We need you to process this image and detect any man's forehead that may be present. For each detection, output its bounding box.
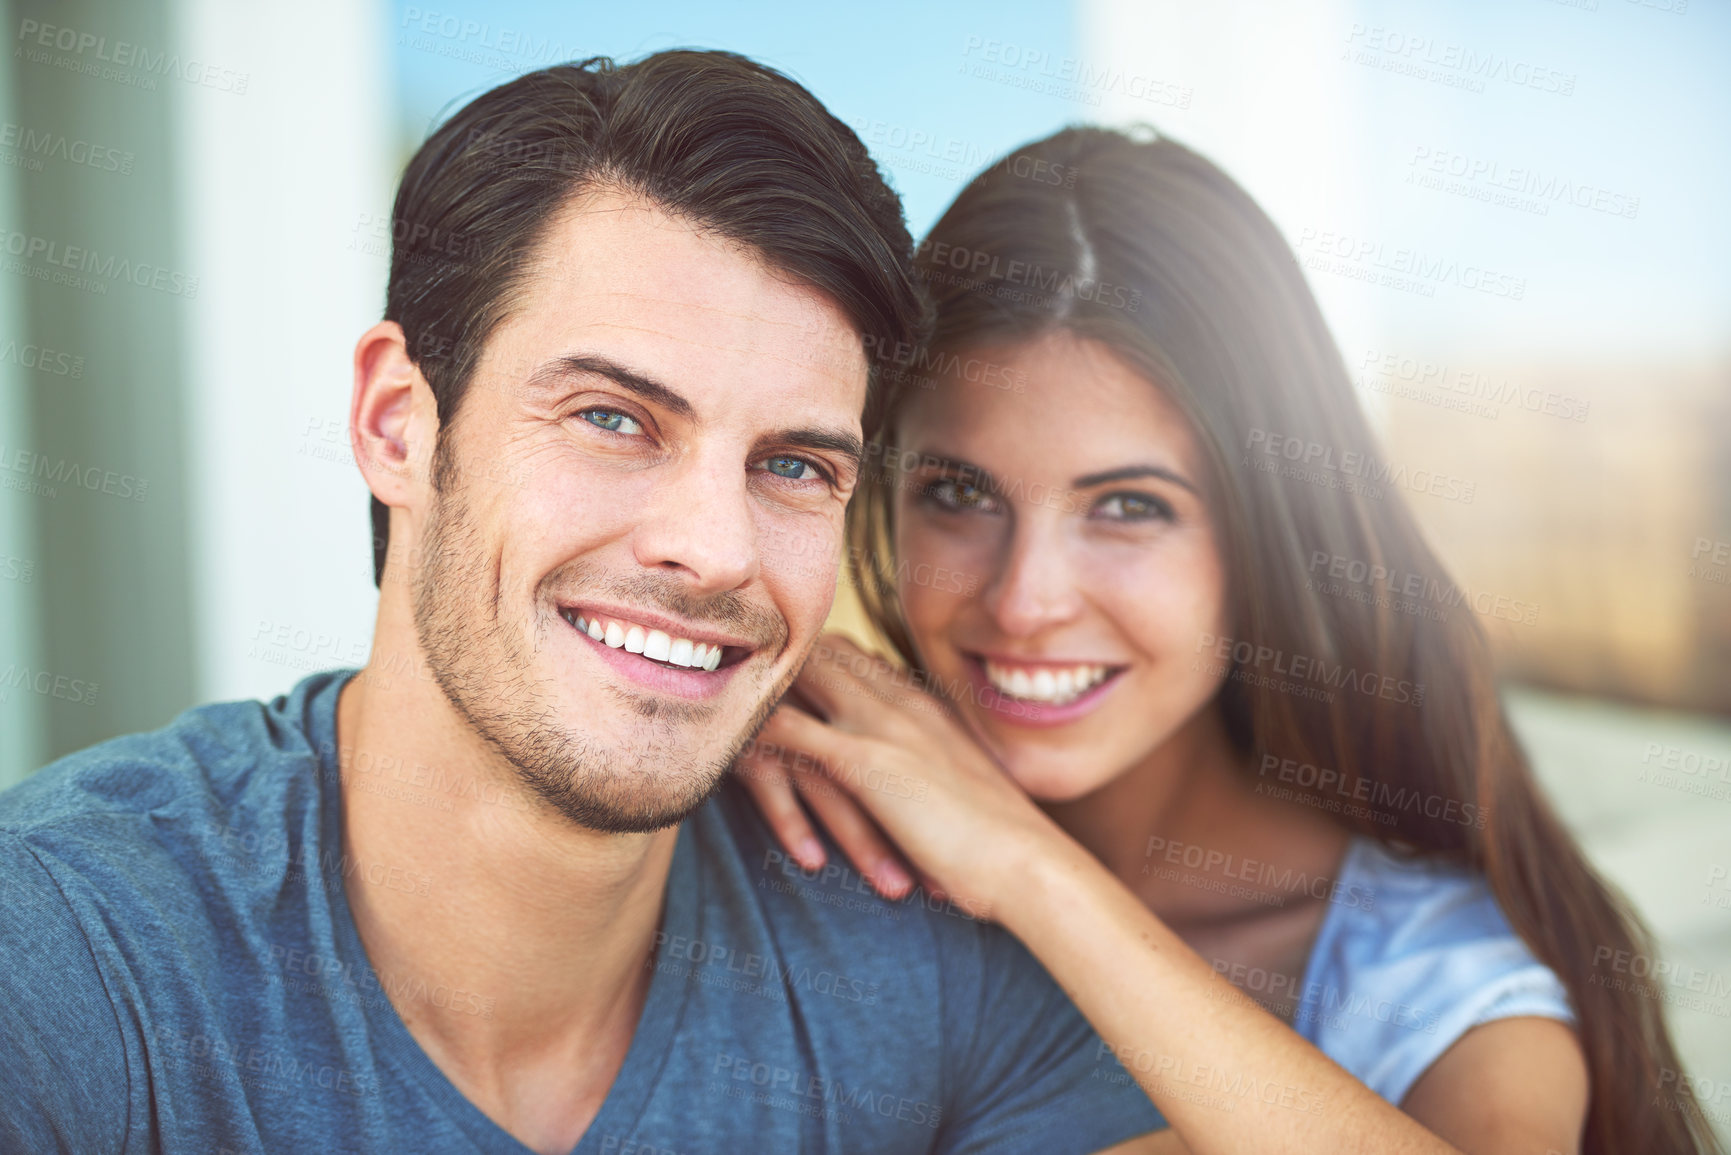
[489,299,868,426]
[566,289,856,371]
[521,196,867,383]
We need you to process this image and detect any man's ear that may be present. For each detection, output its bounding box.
[350,320,438,516]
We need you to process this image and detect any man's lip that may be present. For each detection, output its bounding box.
[557,601,759,655]
[561,610,744,700]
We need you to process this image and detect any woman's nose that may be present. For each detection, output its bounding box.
[980,519,1084,637]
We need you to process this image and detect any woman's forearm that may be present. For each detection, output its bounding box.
[997,833,1460,1155]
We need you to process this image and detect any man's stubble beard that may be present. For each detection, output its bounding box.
[409,441,798,834]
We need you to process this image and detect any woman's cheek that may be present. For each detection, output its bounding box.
[897,517,990,620]
[1109,527,1226,641]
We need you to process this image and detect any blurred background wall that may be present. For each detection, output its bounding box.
[0,0,1726,1138]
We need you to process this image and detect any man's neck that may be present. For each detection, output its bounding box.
[332,636,679,1152]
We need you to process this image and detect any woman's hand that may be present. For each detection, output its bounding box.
[734,723,922,900]
[736,642,1564,1155]
[736,633,1061,919]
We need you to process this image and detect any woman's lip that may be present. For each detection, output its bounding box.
[961,654,1125,728]
[969,651,1128,670]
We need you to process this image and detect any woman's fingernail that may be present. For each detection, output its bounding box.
[876,861,912,895]
[797,838,826,869]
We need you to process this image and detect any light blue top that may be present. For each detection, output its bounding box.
[1292,837,1576,1104]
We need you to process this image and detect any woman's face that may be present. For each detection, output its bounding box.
[892,330,1230,802]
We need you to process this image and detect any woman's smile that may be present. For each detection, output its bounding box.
[963,651,1129,726]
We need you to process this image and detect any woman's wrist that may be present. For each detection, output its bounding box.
[988,820,1114,939]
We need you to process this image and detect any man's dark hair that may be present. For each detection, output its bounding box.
[372,49,928,585]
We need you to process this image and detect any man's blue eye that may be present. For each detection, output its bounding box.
[580,409,643,435]
[763,456,816,480]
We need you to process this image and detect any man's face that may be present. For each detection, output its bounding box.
[410,191,867,833]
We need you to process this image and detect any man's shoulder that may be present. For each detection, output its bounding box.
[676,779,1059,1048]
[690,777,1003,958]
[645,780,1166,1153]
[0,670,343,900]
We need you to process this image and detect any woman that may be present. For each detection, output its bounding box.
[737,127,1722,1154]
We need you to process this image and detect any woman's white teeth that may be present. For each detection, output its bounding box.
[984,660,1110,703]
[574,613,723,671]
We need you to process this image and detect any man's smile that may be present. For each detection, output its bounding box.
[558,604,759,700]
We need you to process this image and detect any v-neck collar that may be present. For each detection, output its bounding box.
[310,670,699,1154]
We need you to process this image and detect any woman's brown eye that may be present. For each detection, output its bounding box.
[1095,493,1172,521]
[921,478,996,513]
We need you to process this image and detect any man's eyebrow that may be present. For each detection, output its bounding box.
[526,354,695,419]
[1071,464,1198,493]
[778,428,865,473]
[526,352,861,472]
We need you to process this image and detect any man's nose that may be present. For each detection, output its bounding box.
[630,455,760,594]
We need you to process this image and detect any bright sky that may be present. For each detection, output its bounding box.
[391,0,1731,364]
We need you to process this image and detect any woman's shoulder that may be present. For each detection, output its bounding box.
[1335,837,1527,954]
[1294,836,1576,1105]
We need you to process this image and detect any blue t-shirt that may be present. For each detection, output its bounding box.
[0,670,1163,1154]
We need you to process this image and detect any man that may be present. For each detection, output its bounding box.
[0,52,1165,1153]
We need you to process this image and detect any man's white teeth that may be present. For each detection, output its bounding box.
[574,613,723,671]
[984,660,1111,704]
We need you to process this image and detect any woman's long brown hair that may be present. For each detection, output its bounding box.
[847,126,1722,1155]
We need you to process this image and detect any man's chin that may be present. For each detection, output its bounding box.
[530,661,798,835]
[513,752,733,835]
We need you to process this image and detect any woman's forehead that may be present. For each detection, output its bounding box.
[897,333,1202,471]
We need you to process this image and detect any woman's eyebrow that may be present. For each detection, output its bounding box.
[1072,464,1197,493]
[910,455,1197,496]
[910,454,1002,492]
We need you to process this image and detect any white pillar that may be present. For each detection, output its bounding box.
[172,0,395,703]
